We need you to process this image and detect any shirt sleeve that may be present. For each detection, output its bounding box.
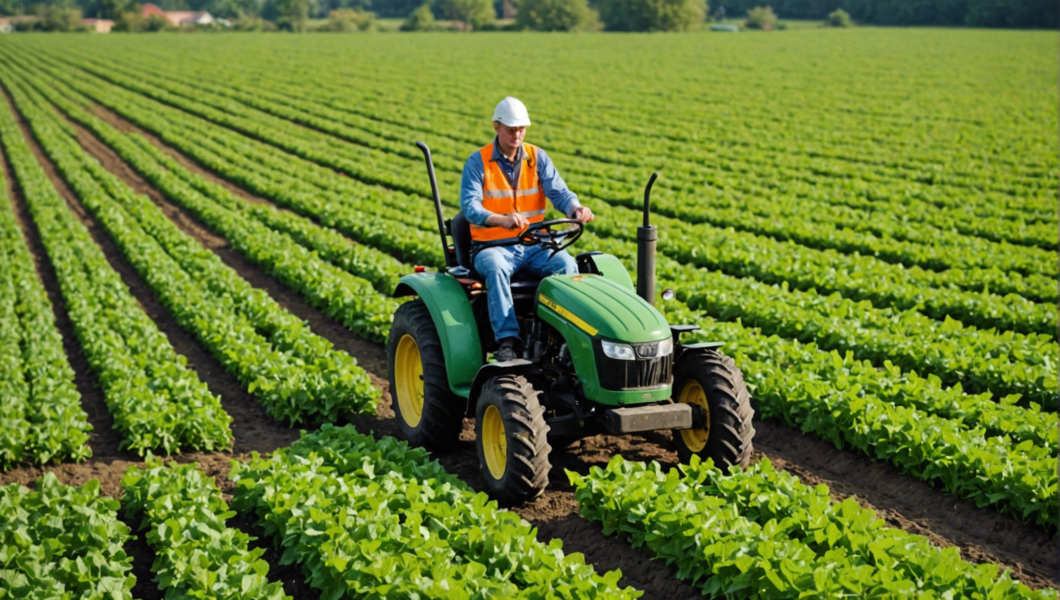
[460,151,492,227]
[536,148,582,218]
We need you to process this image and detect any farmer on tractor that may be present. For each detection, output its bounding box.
[460,96,595,362]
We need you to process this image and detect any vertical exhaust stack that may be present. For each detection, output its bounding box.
[637,173,659,306]
[416,141,458,269]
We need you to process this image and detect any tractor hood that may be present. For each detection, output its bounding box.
[536,275,669,343]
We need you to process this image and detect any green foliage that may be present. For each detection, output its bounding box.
[0,69,234,456]
[432,0,493,29]
[32,4,83,29]
[268,0,309,29]
[0,473,135,598]
[232,12,276,26]
[144,11,174,28]
[6,53,386,426]
[110,9,143,28]
[230,425,642,598]
[96,0,139,18]
[121,458,289,600]
[597,0,705,30]
[2,31,1055,540]
[743,4,777,28]
[324,6,374,28]
[0,154,89,470]
[400,2,434,28]
[515,0,598,30]
[570,457,1059,598]
[368,0,419,17]
[0,0,21,15]
[825,5,849,24]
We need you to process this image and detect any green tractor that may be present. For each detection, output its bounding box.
[387,143,755,504]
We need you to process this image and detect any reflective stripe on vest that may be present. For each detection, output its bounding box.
[471,142,547,242]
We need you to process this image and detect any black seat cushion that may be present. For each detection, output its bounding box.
[452,212,539,285]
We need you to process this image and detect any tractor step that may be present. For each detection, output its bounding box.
[601,403,692,434]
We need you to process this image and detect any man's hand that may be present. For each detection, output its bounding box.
[487,212,531,230]
[572,206,595,224]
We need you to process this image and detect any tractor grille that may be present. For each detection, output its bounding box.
[595,343,673,391]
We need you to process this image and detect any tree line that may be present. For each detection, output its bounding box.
[1,0,1053,31]
[714,0,1056,29]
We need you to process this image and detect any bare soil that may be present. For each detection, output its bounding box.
[1,91,1055,598]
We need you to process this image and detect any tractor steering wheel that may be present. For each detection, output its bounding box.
[472,218,584,258]
[517,219,583,253]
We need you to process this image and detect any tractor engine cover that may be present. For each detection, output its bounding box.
[601,403,692,434]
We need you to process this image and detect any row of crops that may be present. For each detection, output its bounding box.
[0,31,1055,597]
[3,427,1054,599]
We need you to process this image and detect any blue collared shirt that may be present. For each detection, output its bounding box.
[460,138,582,227]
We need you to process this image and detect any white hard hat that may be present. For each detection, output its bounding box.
[492,97,531,127]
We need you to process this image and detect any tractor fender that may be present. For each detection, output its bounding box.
[468,360,535,411]
[395,273,482,397]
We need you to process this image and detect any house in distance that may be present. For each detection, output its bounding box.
[141,3,214,26]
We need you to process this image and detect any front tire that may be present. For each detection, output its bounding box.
[387,299,463,450]
[475,374,551,505]
[672,349,755,469]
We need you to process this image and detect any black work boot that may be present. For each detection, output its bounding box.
[495,337,519,362]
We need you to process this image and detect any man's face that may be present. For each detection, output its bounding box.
[494,122,526,156]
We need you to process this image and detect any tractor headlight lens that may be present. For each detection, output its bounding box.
[601,340,636,361]
[634,337,673,359]
[656,336,673,357]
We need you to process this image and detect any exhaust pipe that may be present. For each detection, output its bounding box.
[415,141,458,269]
[637,173,659,305]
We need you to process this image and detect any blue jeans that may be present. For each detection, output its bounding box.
[473,244,578,341]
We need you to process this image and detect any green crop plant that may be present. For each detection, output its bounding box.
[570,457,1057,598]
[230,425,642,599]
[0,473,135,598]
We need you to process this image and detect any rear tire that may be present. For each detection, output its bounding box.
[672,349,754,469]
[387,299,463,450]
[475,374,551,505]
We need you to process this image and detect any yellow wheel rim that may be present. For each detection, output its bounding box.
[678,380,710,453]
[395,334,423,428]
[482,405,507,480]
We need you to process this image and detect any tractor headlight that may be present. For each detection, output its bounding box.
[601,339,637,361]
[634,337,673,359]
[601,338,673,360]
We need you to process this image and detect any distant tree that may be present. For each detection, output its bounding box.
[272,0,309,28]
[0,0,25,15]
[742,3,775,27]
[325,6,373,28]
[96,0,138,17]
[400,2,434,27]
[35,4,82,28]
[232,11,276,25]
[433,0,493,29]
[825,6,850,24]
[964,0,1054,27]
[598,0,705,31]
[516,0,598,30]
[143,11,173,27]
[315,0,368,17]
[111,9,143,28]
[368,0,418,17]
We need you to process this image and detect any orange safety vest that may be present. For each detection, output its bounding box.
[470,142,547,242]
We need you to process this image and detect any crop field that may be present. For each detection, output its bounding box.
[0,29,1056,598]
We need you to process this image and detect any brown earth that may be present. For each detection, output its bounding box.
[0,87,1056,598]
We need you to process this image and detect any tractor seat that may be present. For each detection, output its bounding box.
[452,212,540,287]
